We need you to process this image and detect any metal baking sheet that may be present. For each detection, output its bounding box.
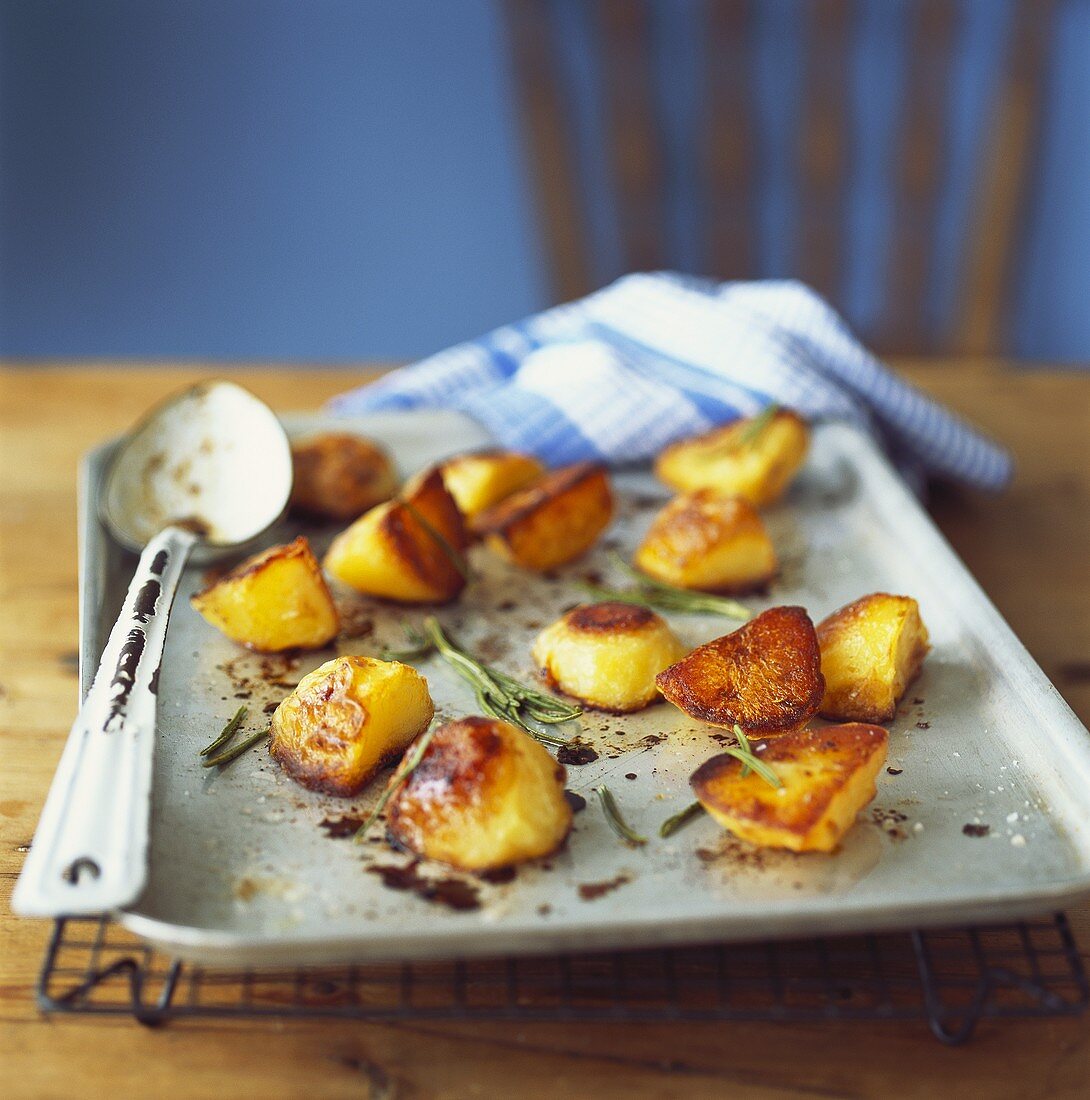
[74,410,1090,966]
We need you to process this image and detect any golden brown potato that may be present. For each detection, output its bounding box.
[290,432,398,520]
[656,605,824,734]
[190,536,339,652]
[440,449,545,519]
[387,716,572,870]
[474,462,613,571]
[817,593,930,723]
[635,490,777,593]
[654,409,810,507]
[324,467,469,603]
[532,602,687,713]
[690,723,889,852]
[270,655,434,795]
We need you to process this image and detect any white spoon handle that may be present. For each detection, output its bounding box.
[13,526,196,916]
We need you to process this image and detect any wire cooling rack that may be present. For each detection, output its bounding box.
[38,912,1087,1044]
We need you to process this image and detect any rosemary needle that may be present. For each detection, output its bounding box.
[202,726,270,768]
[594,784,647,846]
[725,724,782,788]
[200,705,247,757]
[579,553,750,620]
[354,722,441,842]
[659,800,706,838]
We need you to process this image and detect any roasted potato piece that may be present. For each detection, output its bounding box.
[474,462,613,571]
[324,467,469,603]
[690,723,889,852]
[654,409,809,507]
[532,602,687,713]
[387,716,571,870]
[270,655,433,795]
[190,536,339,652]
[635,490,777,593]
[290,432,398,520]
[817,593,930,723]
[656,605,824,733]
[440,449,545,519]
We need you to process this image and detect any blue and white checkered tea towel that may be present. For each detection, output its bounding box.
[330,273,1012,491]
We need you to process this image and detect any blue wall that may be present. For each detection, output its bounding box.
[2,0,1089,363]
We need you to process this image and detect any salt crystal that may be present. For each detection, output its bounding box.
[1011,834,1026,848]
[1006,812,1019,823]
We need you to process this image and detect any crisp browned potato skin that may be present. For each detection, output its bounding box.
[656,605,824,733]
[290,432,398,520]
[532,602,687,713]
[324,467,470,603]
[387,716,572,870]
[690,723,889,852]
[270,656,434,796]
[474,462,614,571]
[190,536,339,652]
[635,490,777,593]
[817,593,930,723]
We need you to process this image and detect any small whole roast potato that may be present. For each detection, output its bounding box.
[817,593,930,723]
[474,462,613,571]
[440,449,545,519]
[532,602,687,712]
[387,716,572,870]
[635,490,777,593]
[190,536,339,652]
[690,723,889,852]
[656,605,824,733]
[324,467,469,603]
[290,432,398,520]
[270,655,434,795]
[654,408,809,507]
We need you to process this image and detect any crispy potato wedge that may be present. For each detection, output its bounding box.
[290,432,399,521]
[656,605,824,733]
[190,536,339,652]
[440,449,545,519]
[817,593,930,723]
[475,462,613,571]
[324,467,469,603]
[387,716,572,870]
[654,409,810,507]
[635,490,777,593]
[532,602,687,713]
[690,723,889,852]
[270,655,434,795]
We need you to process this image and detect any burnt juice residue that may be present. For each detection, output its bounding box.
[963,823,990,838]
[478,865,517,885]
[366,861,481,911]
[578,874,630,901]
[319,814,367,839]
[557,743,599,766]
[563,790,587,814]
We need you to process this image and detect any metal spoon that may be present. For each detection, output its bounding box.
[13,380,292,917]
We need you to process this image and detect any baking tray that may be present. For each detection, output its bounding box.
[75,410,1090,966]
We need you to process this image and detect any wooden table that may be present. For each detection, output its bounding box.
[1,362,1088,1098]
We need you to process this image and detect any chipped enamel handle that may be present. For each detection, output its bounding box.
[13,526,196,916]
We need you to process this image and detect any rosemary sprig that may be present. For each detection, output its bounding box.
[659,800,706,838]
[725,724,782,788]
[202,726,270,768]
[579,553,750,620]
[200,705,247,757]
[421,617,579,746]
[401,499,470,581]
[353,722,441,842]
[594,784,647,846]
[704,402,781,458]
[379,625,433,662]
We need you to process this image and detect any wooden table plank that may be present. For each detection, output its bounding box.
[1,362,1088,1098]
